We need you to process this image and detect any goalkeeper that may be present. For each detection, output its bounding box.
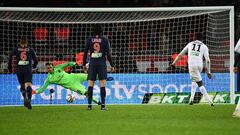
[32,62,106,105]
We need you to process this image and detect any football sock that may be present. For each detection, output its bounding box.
[100,87,106,108]
[20,84,26,99]
[199,86,213,104]
[190,82,197,102]
[235,101,240,112]
[26,86,32,100]
[88,87,93,106]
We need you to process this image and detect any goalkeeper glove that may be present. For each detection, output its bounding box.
[32,90,37,95]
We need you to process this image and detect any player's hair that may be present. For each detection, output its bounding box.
[45,62,53,67]
[92,24,103,35]
[19,37,28,45]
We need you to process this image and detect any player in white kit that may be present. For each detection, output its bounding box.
[171,33,214,106]
[233,38,240,118]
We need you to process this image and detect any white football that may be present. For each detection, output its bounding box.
[66,94,75,103]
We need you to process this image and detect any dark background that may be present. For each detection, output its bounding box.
[0,0,239,38]
[0,0,239,74]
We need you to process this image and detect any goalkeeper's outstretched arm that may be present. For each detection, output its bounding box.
[34,78,51,94]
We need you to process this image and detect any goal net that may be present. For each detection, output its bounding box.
[0,7,234,105]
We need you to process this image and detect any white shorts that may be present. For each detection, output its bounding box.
[189,64,203,82]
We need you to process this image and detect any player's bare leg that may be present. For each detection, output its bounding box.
[87,80,94,110]
[25,82,33,109]
[100,80,107,110]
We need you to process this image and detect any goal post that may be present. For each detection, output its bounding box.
[0,7,235,105]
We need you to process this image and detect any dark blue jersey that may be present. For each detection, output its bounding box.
[83,35,114,67]
[8,46,38,70]
[235,52,240,68]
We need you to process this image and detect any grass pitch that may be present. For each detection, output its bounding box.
[0,105,240,135]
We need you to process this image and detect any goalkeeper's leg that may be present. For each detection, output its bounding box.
[74,85,101,105]
[82,92,101,105]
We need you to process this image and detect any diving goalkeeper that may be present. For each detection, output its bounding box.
[32,62,107,105]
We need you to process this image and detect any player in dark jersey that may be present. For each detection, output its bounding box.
[83,24,115,110]
[8,37,38,109]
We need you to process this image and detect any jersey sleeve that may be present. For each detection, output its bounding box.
[36,78,51,94]
[172,45,188,64]
[203,46,211,73]
[234,38,240,53]
[83,38,91,66]
[182,45,189,53]
[31,49,38,68]
[203,46,210,62]
[8,48,17,68]
[55,62,76,70]
[106,39,114,67]
[234,53,240,67]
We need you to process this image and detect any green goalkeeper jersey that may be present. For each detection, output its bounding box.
[36,62,87,94]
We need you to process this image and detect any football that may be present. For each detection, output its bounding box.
[66,94,75,103]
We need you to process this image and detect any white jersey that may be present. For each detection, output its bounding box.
[234,38,240,53]
[182,40,210,66]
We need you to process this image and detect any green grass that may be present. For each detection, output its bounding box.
[0,105,240,135]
